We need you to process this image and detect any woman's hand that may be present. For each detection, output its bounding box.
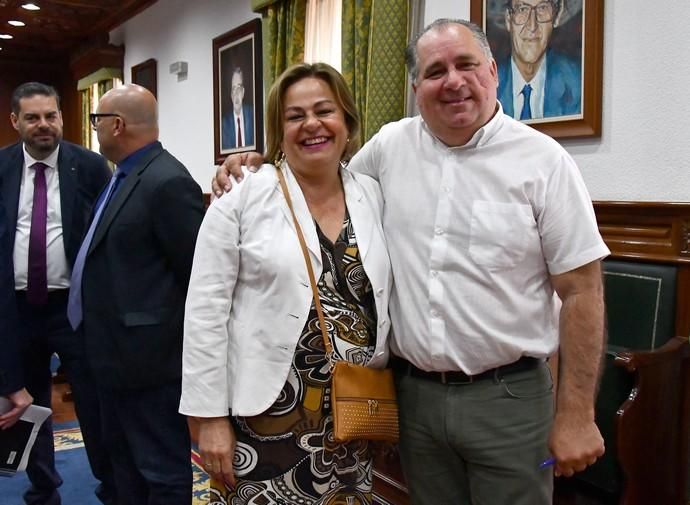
[198,416,238,487]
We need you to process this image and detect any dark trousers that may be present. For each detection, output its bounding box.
[395,363,554,505]
[16,290,115,505]
[98,380,192,505]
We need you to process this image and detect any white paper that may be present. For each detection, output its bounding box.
[0,397,52,476]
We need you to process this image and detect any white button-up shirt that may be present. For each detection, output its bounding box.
[349,106,609,374]
[13,144,70,290]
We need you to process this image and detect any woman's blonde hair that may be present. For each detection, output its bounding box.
[264,62,361,164]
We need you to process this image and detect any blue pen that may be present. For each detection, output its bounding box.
[539,457,556,469]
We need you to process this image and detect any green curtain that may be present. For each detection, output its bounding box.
[342,0,409,141]
[254,0,307,93]
[80,88,91,148]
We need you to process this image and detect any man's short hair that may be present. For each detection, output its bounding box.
[11,82,61,115]
[405,18,494,83]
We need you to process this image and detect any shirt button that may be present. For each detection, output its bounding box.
[435,227,444,235]
[379,319,387,328]
[431,310,439,318]
[431,270,438,277]
[376,288,384,296]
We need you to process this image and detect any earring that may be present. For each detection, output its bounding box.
[273,151,286,167]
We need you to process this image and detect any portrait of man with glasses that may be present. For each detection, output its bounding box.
[221,66,255,151]
[489,0,582,121]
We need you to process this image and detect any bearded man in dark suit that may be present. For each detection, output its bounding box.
[0,82,115,505]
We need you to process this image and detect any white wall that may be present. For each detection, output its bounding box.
[110,0,257,190]
[113,0,690,201]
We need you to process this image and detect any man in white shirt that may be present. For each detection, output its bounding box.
[214,18,607,505]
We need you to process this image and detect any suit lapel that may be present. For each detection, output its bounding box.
[342,170,373,262]
[275,164,321,263]
[88,145,161,254]
[0,144,24,249]
[57,142,79,256]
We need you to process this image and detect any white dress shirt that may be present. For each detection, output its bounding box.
[13,144,70,290]
[350,105,609,374]
[511,56,547,120]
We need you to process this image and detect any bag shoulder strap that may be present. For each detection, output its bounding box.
[275,165,334,360]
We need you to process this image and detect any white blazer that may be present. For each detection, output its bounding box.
[180,163,392,417]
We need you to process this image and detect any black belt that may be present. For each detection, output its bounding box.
[15,289,69,304]
[390,355,541,385]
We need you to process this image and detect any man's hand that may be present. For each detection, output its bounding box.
[548,412,605,477]
[0,388,33,430]
[198,416,237,487]
[212,152,265,198]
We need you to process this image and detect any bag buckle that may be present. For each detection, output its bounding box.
[367,399,379,415]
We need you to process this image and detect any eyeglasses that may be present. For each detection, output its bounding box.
[89,113,121,129]
[231,84,244,94]
[509,1,555,25]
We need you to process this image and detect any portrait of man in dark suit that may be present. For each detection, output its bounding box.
[221,66,254,150]
[487,0,583,121]
[219,37,257,152]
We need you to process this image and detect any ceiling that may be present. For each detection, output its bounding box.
[0,0,157,62]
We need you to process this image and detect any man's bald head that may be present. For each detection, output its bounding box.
[95,84,159,163]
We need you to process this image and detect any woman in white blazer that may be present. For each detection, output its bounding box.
[180,63,392,505]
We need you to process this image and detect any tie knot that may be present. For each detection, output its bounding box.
[521,84,532,97]
[32,162,48,173]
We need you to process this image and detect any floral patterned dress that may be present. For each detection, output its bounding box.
[210,209,377,505]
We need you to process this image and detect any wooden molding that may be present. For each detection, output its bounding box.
[594,201,690,264]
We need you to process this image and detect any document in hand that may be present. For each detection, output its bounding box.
[0,398,51,477]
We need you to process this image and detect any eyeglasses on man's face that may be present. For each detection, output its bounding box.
[231,83,244,94]
[509,1,556,25]
[89,113,122,129]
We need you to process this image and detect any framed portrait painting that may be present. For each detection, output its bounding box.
[213,18,263,164]
[131,58,157,98]
[471,0,603,139]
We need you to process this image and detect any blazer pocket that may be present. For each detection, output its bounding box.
[122,307,171,327]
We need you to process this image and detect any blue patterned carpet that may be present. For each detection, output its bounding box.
[1,422,210,505]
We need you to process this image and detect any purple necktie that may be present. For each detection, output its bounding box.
[27,162,48,305]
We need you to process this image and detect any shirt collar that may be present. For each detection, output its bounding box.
[420,102,505,150]
[511,56,547,98]
[23,143,59,170]
[116,141,159,176]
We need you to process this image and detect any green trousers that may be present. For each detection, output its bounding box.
[395,363,554,505]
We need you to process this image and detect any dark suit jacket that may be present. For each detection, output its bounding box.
[81,142,204,390]
[0,185,20,396]
[221,104,255,149]
[0,141,110,391]
[498,49,582,119]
